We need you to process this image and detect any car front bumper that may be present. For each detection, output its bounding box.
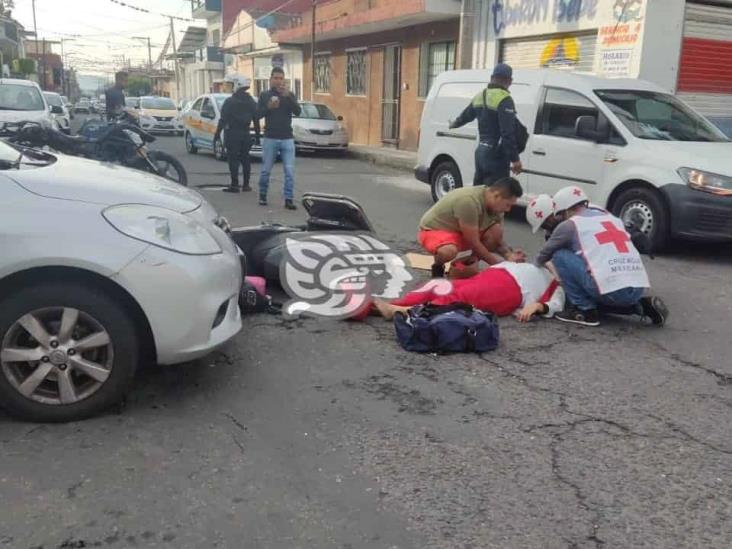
[112,235,243,365]
[661,183,732,241]
[415,164,429,184]
[295,139,348,151]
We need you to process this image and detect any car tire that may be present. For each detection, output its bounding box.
[214,137,226,161]
[430,160,463,202]
[0,282,139,423]
[611,186,669,252]
[185,132,198,154]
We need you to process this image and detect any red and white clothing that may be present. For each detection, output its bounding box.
[391,262,564,317]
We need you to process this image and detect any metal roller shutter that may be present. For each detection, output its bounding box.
[678,2,732,120]
[499,32,598,73]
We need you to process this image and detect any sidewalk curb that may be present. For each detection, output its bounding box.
[347,147,416,173]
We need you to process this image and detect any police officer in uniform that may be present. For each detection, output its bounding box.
[214,74,261,193]
[449,63,523,185]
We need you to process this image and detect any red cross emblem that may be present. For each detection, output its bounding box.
[535,210,544,219]
[595,221,630,253]
[573,188,583,196]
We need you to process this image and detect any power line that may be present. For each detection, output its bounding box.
[105,0,194,23]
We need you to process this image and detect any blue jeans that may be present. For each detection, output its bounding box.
[552,249,644,312]
[258,138,295,200]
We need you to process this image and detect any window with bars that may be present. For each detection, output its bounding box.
[346,50,367,95]
[314,55,330,93]
[418,41,456,98]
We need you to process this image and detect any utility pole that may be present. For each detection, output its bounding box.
[41,37,46,90]
[458,0,475,70]
[133,36,153,71]
[169,17,181,102]
[31,0,38,41]
[310,0,317,101]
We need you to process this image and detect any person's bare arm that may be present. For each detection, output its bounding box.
[459,221,503,265]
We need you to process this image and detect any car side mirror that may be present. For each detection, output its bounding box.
[51,105,63,114]
[337,115,344,121]
[575,115,603,142]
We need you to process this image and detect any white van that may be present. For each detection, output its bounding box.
[415,69,732,249]
[0,79,54,129]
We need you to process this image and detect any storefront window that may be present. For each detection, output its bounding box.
[419,41,456,98]
[314,55,330,94]
[346,50,367,96]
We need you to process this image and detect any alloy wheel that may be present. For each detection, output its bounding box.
[1,307,114,406]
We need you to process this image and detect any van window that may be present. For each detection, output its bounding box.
[538,87,623,144]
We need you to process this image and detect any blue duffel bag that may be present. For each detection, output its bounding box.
[393,303,499,353]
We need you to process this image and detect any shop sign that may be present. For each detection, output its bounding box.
[492,0,599,35]
[599,48,633,77]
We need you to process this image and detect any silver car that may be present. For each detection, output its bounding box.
[292,102,348,153]
[0,140,242,422]
[43,91,71,134]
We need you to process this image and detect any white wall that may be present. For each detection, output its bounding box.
[637,0,685,92]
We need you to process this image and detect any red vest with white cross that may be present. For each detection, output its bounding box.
[571,212,650,295]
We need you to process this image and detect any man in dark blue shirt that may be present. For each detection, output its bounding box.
[257,67,301,210]
[450,63,523,184]
[104,71,128,120]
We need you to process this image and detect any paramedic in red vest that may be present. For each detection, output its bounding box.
[449,63,522,184]
[536,186,667,327]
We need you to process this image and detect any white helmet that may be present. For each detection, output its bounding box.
[553,186,589,213]
[225,73,251,92]
[526,194,556,233]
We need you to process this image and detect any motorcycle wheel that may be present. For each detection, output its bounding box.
[146,151,188,186]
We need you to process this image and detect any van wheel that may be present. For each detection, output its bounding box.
[611,186,669,252]
[185,132,197,154]
[431,161,462,202]
[0,282,139,423]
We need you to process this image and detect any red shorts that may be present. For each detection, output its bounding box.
[391,267,523,317]
[418,229,471,255]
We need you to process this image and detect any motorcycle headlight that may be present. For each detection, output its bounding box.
[678,167,732,196]
[103,205,222,255]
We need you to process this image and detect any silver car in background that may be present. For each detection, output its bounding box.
[292,102,349,153]
[43,91,72,134]
[0,140,242,423]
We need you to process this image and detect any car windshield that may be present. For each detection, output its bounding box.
[141,97,176,110]
[44,93,63,107]
[595,90,728,142]
[296,103,336,120]
[215,95,231,109]
[125,98,139,108]
[0,84,45,111]
[708,117,732,138]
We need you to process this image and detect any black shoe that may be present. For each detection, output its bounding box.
[640,296,668,326]
[431,263,446,278]
[259,194,268,206]
[223,186,240,194]
[241,184,253,192]
[555,306,600,327]
[285,199,297,210]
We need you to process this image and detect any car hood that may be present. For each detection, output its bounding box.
[0,110,51,124]
[6,153,202,212]
[140,108,178,118]
[640,140,732,175]
[293,118,340,131]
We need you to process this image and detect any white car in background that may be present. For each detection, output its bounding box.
[0,139,242,422]
[293,102,349,153]
[43,91,72,134]
[136,96,185,136]
[0,79,54,129]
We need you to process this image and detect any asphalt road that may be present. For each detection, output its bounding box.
[1,124,731,549]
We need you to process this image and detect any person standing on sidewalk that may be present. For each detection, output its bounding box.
[449,63,523,184]
[257,67,301,210]
[214,74,261,193]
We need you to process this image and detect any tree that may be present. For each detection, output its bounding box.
[127,75,152,96]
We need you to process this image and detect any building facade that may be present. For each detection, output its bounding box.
[271,0,463,151]
[178,0,226,102]
[471,0,732,128]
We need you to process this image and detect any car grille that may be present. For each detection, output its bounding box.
[154,116,174,122]
[694,208,732,234]
[309,129,333,135]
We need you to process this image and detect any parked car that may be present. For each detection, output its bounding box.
[43,92,72,134]
[74,100,91,114]
[61,95,74,120]
[0,79,54,129]
[293,102,348,153]
[0,139,242,422]
[416,69,732,249]
[135,96,184,136]
[183,93,262,160]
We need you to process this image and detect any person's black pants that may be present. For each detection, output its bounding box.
[474,143,510,185]
[225,132,253,188]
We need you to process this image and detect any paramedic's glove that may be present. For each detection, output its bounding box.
[511,160,523,175]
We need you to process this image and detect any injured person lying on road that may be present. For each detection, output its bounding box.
[369,261,565,323]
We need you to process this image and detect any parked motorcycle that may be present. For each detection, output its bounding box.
[0,113,188,186]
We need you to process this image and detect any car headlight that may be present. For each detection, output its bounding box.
[678,167,732,196]
[103,205,222,255]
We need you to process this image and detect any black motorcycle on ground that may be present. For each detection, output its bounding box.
[0,112,188,185]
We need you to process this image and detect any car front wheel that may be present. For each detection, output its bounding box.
[0,282,140,422]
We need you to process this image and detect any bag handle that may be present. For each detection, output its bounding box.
[418,302,474,318]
